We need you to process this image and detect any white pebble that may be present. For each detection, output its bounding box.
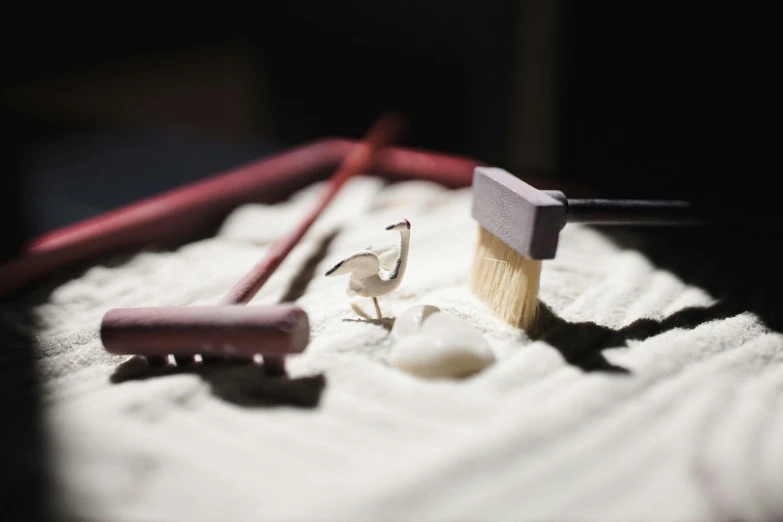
[390,305,495,379]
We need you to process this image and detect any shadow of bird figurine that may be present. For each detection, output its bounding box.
[325,219,411,319]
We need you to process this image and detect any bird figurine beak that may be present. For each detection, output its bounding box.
[385,219,411,230]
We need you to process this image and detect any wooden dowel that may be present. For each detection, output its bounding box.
[220,113,405,306]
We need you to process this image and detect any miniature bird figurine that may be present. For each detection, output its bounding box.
[325,219,411,319]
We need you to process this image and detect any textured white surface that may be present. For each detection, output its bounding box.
[5,177,783,521]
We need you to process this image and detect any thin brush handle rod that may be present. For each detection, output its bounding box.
[220,113,404,306]
[565,198,704,225]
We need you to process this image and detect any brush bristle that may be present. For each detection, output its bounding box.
[470,225,541,331]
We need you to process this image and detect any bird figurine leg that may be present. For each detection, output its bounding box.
[372,297,383,320]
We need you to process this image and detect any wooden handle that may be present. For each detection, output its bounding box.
[1,137,482,297]
[101,305,309,357]
[220,114,405,305]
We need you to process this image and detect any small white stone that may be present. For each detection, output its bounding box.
[390,305,495,379]
[391,304,442,339]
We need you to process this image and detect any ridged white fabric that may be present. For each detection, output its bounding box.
[10,177,783,521]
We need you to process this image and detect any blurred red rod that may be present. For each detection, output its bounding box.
[221,112,404,305]
[0,134,482,297]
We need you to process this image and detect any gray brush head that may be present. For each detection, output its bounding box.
[471,167,566,260]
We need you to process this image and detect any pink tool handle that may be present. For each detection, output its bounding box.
[1,139,482,297]
[101,305,309,358]
[220,113,404,305]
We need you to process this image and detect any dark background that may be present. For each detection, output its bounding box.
[0,2,775,253]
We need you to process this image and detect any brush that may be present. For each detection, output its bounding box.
[470,167,704,331]
[101,114,404,373]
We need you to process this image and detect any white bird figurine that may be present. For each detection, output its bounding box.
[325,219,411,319]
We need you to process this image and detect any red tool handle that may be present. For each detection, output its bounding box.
[101,305,310,358]
[1,138,482,297]
[220,113,404,305]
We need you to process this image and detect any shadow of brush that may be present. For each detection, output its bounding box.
[600,225,783,333]
[111,356,326,409]
[534,301,738,373]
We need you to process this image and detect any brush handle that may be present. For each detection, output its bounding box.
[566,199,704,225]
[542,191,704,226]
